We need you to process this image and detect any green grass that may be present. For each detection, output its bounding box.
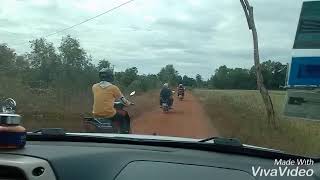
[194,89,320,157]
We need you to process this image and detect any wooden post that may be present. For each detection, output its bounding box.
[240,0,276,127]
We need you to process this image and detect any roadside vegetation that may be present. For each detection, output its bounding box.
[1,34,301,153]
[0,35,197,131]
[194,89,320,156]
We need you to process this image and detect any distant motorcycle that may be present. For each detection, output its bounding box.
[161,98,170,113]
[83,91,135,134]
[178,94,184,101]
[161,90,174,113]
[177,89,185,101]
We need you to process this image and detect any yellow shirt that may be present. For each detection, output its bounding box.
[92,83,122,118]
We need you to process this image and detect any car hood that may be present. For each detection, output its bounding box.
[68,133,281,152]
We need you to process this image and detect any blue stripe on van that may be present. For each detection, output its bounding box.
[288,56,320,85]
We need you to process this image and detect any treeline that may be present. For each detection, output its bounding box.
[208,61,288,89]
[0,35,288,97]
[156,61,287,90]
[0,35,162,96]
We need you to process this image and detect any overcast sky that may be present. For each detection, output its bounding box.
[0,0,305,79]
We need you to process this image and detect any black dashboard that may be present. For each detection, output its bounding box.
[0,140,319,180]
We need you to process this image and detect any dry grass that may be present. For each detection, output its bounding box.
[21,91,159,132]
[194,89,320,157]
[0,77,160,132]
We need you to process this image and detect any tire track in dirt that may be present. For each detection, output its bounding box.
[131,93,218,139]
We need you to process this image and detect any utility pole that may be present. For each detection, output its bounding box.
[240,0,276,127]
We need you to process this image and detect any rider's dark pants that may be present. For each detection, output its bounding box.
[178,91,184,96]
[160,97,173,106]
[110,112,130,134]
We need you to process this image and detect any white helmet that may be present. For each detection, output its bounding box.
[163,83,169,88]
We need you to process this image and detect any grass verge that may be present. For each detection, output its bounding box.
[4,82,160,132]
[193,89,320,157]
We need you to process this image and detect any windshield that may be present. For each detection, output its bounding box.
[0,0,319,157]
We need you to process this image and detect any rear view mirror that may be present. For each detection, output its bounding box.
[130,91,136,96]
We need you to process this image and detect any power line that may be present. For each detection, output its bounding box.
[12,0,135,46]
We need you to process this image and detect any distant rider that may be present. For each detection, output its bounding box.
[160,83,173,108]
[177,84,185,98]
[92,68,133,133]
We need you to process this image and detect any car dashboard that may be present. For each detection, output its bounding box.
[0,140,319,180]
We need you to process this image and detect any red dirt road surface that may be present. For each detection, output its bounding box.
[131,93,218,139]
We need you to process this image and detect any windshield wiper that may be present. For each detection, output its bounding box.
[199,137,242,147]
[32,128,66,136]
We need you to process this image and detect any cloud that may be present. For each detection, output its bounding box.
[0,0,306,79]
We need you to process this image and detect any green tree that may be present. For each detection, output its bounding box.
[28,38,60,84]
[251,60,287,89]
[229,68,253,89]
[182,75,196,87]
[97,59,111,70]
[120,67,138,87]
[210,61,287,90]
[195,74,203,88]
[158,64,179,86]
[211,65,231,89]
[15,55,29,71]
[139,74,160,92]
[59,35,89,69]
[0,44,16,72]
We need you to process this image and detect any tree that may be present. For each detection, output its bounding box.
[97,59,111,70]
[158,65,179,86]
[241,0,275,127]
[182,75,196,87]
[0,44,16,72]
[15,55,31,81]
[271,61,287,88]
[195,74,203,88]
[120,67,138,87]
[28,38,60,84]
[209,61,286,90]
[229,68,253,89]
[15,55,29,71]
[59,35,89,69]
[250,60,287,89]
[211,65,231,89]
[261,60,287,89]
[139,74,160,92]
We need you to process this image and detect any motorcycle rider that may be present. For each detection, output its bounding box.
[160,83,173,108]
[92,68,133,133]
[177,83,185,98]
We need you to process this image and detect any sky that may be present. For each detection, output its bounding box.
[0,0,306,79]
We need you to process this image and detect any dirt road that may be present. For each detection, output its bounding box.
[131,93,218,139]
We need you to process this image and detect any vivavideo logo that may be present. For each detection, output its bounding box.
[251,159,314,177]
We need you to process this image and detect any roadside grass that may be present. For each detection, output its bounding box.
[20,90,159,132]
[0,78,159,132]
[193,89,320,156]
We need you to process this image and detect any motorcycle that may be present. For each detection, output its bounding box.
[83,91,135,134]
[161,90,174,113]
[177,88,185,101]
[178,94,184,101]
[161,98,170,113]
